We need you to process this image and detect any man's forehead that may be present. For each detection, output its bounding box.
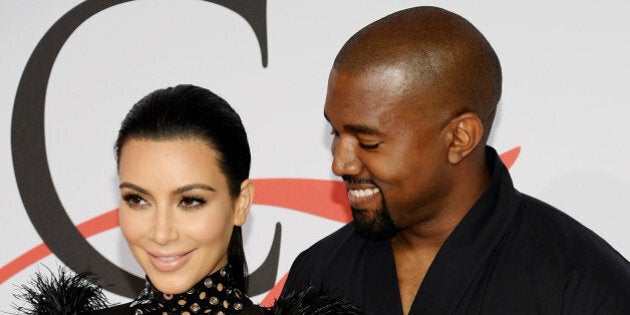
[325,65,452,131]
[324,87,412,135]
[331,60,419,82]
[328,65,421,103]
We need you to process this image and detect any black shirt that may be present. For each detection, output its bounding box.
[282,147,630,314]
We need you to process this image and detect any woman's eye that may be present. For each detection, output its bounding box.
[123,194,148,208]
[179,196,206,209]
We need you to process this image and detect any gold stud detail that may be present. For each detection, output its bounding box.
[204,278,213,288]
[209,296,219,305]
[190,303,201,313]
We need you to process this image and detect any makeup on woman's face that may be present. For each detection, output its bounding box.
[118,138,250,294]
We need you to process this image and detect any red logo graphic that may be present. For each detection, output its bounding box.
[1,147,520,304]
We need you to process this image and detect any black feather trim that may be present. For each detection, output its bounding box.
[268,287,364,314]
[11,266,108,315]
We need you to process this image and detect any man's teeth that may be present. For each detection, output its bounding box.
[349,187,380,197]
[158,255,182,261]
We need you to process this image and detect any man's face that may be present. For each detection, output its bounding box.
[325,67,452,239]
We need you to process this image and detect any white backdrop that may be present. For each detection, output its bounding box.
[1,0,629,309]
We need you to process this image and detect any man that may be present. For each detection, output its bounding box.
[281,6,630,314]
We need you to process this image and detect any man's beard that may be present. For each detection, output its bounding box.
[351,198,397,240]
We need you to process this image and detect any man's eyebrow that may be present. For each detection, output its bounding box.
[344,124,383,136]
[174,184,216,194]
[324,112,383,136]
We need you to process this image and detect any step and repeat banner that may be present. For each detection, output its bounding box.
[1,0,629,308]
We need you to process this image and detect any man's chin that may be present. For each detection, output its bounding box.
[351,207,397,240]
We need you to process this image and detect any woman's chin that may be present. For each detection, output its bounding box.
[151,277,194,295]
[144,267,198,294]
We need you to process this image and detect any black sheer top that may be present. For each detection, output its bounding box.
[89,264,263,315]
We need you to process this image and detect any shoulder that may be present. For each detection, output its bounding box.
[303,223,360,254]
[515,193,630,296]
[290,223,360,269]
[517,193,627,263]
[271,286,363,314]
[283,223,358,290]
[11,267,124,315]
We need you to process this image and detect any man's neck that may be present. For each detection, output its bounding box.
[391,154,491,315]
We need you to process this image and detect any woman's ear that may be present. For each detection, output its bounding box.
[233,179,254,227]
[444,112,484,165]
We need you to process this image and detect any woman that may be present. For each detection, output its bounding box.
[100,84,257,314]
[14,84,361,315]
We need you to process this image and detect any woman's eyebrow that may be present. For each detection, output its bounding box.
[119,182,148,194]
[174,184,216,194]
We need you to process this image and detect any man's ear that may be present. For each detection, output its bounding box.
[444,112,484,165]
[233,179,254,227]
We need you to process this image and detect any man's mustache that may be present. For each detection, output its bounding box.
[341,175,377,186]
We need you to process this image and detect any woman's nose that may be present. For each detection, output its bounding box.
[149,207,177,246]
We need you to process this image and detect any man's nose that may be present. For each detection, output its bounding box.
[331,137,362,176]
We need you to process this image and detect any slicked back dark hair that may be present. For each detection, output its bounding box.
[114,84,250,292]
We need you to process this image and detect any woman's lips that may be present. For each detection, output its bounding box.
[347,187,381,209]
[149,250,193,272]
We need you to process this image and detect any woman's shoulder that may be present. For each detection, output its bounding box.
[11,268,115,315]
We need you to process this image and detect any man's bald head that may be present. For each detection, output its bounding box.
[333,6,502,141]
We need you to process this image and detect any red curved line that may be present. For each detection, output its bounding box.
[500,146,521,169]
[1,147,520,286]
[260,272,288,307]
[0,209,120,285]
[252,178,352,223]
[0,243,51,285]
[77,209,119,238]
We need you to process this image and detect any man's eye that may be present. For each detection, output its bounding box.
[359,142,380,150]
[179,196,206,209]
[330,128,339,136]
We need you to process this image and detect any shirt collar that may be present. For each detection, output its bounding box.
[412,146,522,312]
[130,264,252,314]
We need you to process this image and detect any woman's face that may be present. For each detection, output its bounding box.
[118,138,252,294]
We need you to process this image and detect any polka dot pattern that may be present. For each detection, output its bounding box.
[129,264,252,314]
